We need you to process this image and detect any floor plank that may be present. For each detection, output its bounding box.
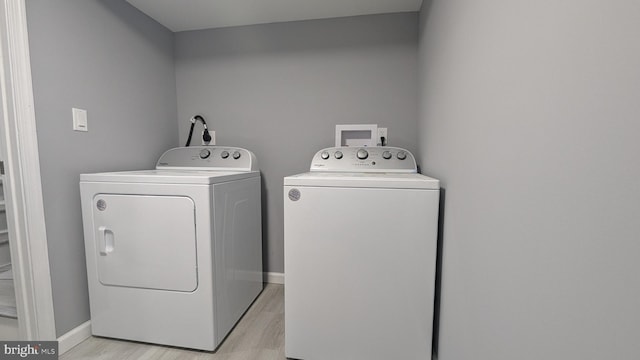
[0,268,17,319]
[61,284,285,360]
[0,316,19,340]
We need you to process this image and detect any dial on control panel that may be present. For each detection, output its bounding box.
[397,151,407,160]
[382,151,392,160]
[321,151,330,160]
[232,151,242,159]
[356,149,368,160]
[221,151,229,159]
[334,151,343,159]
[199,149,211,159]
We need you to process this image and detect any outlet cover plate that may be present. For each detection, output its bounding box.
[378,127,388,145]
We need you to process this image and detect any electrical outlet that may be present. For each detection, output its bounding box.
[203,130,216,145]
[377,128,388,146]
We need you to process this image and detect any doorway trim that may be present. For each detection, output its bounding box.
[0,0,56,339]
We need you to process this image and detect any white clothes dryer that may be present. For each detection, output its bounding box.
[80,146,263,351]
[284,146,440,360]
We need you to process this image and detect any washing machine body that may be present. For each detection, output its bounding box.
[284,147,440,360]
[80,146,263,351]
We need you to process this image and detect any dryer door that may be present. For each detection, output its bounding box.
[91,194,198,292]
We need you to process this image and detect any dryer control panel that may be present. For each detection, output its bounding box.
[156,146,258,171]
[310,147,417,173]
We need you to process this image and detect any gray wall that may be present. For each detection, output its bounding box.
[175,13,419,273]
[419,1,640,359]
[26,0,177,336]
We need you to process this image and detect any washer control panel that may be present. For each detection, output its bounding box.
[156,146,257,171]
[310,147,417,173]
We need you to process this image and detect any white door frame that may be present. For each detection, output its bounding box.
[0,0,56,340]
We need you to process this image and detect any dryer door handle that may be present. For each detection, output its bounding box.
[98,226,115,255]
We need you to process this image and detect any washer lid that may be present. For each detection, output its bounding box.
[81,169,259,184]
[284,172,439,189]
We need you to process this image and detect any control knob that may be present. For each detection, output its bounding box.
[397,151,407,160]
[356,149,368,160]
[221,151,229,159]
[334,151,343,159]
[321,151,330,160]
[232,151,242,159]
[199,149,211,159]
[382,151,392,160]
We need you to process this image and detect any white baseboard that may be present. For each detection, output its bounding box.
[57,320,91,355]
[264,272,284,284]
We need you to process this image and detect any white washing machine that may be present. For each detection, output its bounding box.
[284,146,440,360]
[80,146,263,351]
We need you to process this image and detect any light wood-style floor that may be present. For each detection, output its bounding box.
[0,267,19,339]
[61,284,285,360]
[0,267,17,319]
